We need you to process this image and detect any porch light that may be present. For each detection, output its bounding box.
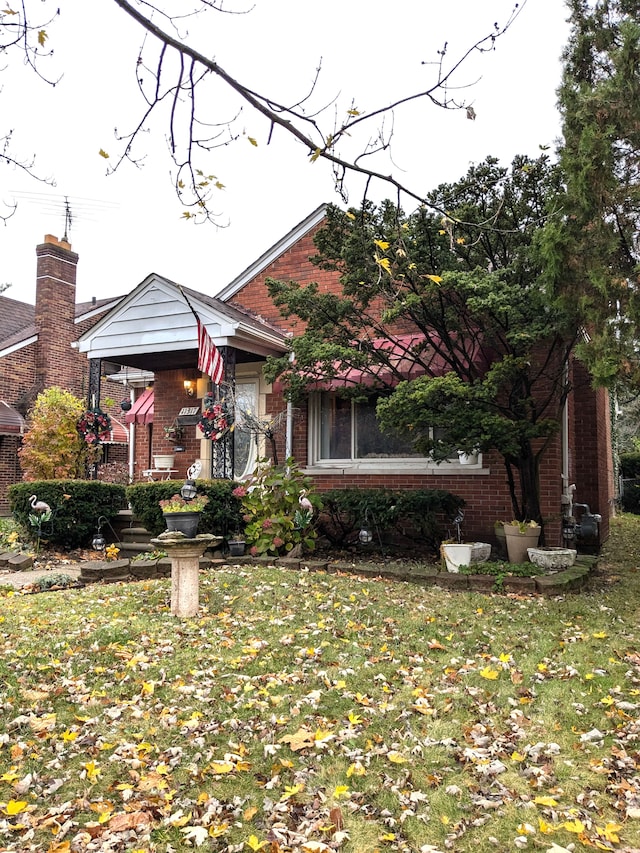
[183,380,195,398]
[180,479,198,502]
[91,516,107,551]
[358,527,373,545]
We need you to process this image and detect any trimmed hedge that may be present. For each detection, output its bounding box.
[125,479,243,538]
[620,452,640,478]
[318,487,465,552]
[8,480,127,549]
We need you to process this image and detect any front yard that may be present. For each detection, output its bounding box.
[0,516,639,852]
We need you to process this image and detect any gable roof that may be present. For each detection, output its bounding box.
[76,273,290,372]
[215,204,328,302]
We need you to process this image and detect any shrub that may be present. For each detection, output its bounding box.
[18,387,91,480]
[318,487,465,552]
[8,481,127,549]
[126,479,243,538]
[234,458,321,557]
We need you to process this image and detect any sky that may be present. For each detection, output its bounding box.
[0,0,571,306]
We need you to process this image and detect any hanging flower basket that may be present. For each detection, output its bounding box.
[77,408,112,445]
[197,393,233,441]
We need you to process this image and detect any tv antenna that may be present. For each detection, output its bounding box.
[7,190,119,239]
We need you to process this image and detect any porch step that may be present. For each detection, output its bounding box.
[120,526,154,545]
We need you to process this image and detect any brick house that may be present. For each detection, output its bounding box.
[0,235,129,513]
[77,205,615,546]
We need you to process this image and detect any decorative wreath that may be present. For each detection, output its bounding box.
[197,393,233,441]
[77,408,112,445]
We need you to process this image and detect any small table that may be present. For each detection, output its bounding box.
[142,468,178,481]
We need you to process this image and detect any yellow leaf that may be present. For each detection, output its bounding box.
[592,632,608,639]
[379,832,396,841]
[209,822,229,837]
[499,653,511,663]
[248,137,258,147]
[84,761,100,782]
[280,783,304,801]
[600,695,615,705]
[440,814,450,825]
[346,212,356,220]
[562,818,585,833]
[387,751,407,764]
[333,785,350,798]
[309,148,322,162]
[375,255,392,274]
[511,751,526,762]
[0,770,18,783]
[426,274,443,283]
[347,108,361,116]
[4,800,27,815]
[279,727,315,751]
[244,806,258,821]
[538,817,555,834]
[534,796,558,807]
[480,667,499,680]
[208,760,234,774]
[374,239,390,251]
[98,149,110,159]
[346,762,366,777]
[602,822,621,842]
[246,835,268,851]
[347,711,363,725]
[37,29,47,45]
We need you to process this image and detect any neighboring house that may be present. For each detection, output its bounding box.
[77,205,615,546]
[0,235,129,513]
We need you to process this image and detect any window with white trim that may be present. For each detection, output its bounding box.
[309,392,422,463]
[308,392,481,470]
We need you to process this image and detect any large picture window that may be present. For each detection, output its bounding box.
[314,392,422,462]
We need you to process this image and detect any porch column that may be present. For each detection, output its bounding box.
[213,346,236,480]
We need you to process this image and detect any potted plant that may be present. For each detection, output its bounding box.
[227,533,246,557]
[163,422,184,444]
[159,493,209,539]
[502,520,541,563]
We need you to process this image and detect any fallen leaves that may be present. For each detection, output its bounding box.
[0,553,639,851]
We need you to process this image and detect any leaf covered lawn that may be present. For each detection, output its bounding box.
[1,517,640,852]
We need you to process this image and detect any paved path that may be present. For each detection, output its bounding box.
[0,564,83,590]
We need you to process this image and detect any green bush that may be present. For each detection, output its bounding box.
[125,479,243,538]
[8,481,127,549]
[620,452,640,478]
[234,459,320,557]
[318,487,464,552]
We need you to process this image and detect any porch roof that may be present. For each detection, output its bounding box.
[124,388,154,425]
[0,401,25,436]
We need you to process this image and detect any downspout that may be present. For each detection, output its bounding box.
[561,361,574,521]
[128,388,135,483]
[285,349,294,461]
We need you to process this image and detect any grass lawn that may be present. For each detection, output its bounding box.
[1,517,640,852]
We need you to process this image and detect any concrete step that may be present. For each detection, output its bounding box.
[117,542,156,559]
[120,527,154,544]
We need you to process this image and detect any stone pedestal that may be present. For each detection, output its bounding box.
[151,533,222,617]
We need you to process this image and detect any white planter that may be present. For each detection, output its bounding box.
[153,454,175,469]
[458,451,479,465]
[527,547,577,570]
[442,542,491,573]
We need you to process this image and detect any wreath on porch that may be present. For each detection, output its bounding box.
[197,393,234,441]
[77,408,112,445]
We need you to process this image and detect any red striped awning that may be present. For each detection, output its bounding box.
[0,401,25,436]
[104,416,129,444]
[124,388,154,425]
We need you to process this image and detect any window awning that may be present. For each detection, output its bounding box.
[0,401,25,436]
[285,333,490,391]
[124,388,154,425]
[104,416,129,444]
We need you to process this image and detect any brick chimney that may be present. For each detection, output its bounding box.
[35,234,80,391]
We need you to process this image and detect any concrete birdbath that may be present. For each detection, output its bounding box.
[151,531,222,617]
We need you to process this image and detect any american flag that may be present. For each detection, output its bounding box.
[197,317,224,385]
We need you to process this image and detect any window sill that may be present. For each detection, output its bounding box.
[303,461,490,476]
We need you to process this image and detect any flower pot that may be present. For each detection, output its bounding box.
[154,454,175,469]
[441,542,491,573]
[503,524,541,563]
[457,451,479,465]
[527,546,577,570]
[228,540,246,557]
[163,511,201,539]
